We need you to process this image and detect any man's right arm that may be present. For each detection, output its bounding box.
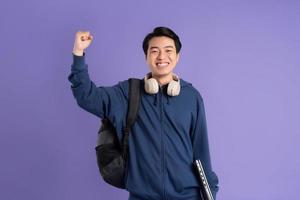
[68,31,127,119]
[68,52,101,117]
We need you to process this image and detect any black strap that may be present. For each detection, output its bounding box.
[126,78,141,130]
[123,78,141,161]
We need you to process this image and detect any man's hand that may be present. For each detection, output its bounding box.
[72,31,93,56]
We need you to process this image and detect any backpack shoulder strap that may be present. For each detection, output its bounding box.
[125,78,141,131]
[123,78,141,160]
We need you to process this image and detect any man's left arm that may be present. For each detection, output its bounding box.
[191,93,219,199]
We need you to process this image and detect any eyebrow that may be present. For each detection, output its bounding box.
[150,46,175,49]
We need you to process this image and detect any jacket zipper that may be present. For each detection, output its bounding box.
[159,88,166,200]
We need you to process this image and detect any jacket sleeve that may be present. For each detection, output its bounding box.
[191,92,219,199]
[67,53,127,120]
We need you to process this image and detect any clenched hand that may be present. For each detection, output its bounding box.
[73,31,93,56]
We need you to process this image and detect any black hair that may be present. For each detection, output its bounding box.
[142,26,182,55]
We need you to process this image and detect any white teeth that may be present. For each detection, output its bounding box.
[157,63,168,67]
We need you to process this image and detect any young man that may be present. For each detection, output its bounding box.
[69,27,219,200]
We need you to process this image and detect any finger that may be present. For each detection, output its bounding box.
[86,32,92,40]
[88,35,93,40]
[76,31,84,37]
[81,34,90,41]
[77,31,91,41]
[82,31,90,36]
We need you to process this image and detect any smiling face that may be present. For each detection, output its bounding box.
[146,36,180,84]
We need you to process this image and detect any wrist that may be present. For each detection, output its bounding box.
[72,48,84,56]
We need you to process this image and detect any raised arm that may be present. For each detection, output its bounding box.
[68,31,128,120]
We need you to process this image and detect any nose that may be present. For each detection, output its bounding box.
[157,51,166,60]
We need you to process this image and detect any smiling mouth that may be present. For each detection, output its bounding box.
[156,62,169,67]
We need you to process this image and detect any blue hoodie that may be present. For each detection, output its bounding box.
[68,53,219,200]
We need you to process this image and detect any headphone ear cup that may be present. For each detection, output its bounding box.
[145,78,159,94]
[167,79,180,96]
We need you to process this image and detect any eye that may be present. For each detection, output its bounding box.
[166,49,173,53]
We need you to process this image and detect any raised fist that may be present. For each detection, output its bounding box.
[73,31,93,56]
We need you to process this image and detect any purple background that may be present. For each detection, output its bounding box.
[1,0,299,199]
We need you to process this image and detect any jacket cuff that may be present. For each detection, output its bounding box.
[72,52,86,71]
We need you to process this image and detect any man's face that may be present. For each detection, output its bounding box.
[146,36,180,78]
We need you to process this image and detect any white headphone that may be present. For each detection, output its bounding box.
[144,73,181,96]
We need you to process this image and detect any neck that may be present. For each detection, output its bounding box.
[152,73,173,86]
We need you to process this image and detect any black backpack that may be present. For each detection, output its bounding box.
[95,78,141,189]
